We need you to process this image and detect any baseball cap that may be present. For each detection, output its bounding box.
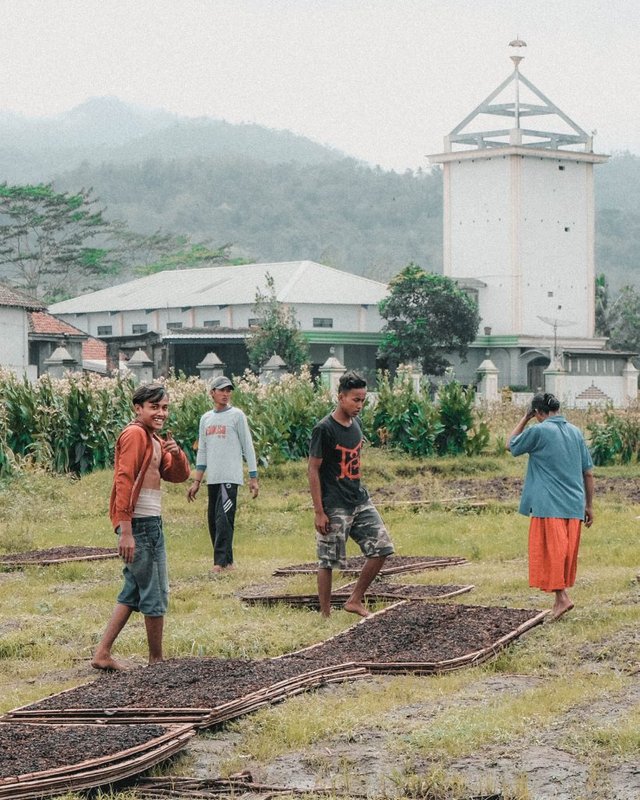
[210,375,234,390]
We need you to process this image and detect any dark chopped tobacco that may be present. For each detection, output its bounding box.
[21,603,539,713]
[22,657,329,712]
[0,723,167,779]
[274,554,464,574]
[0,546,117,564]
[282,603,538,665]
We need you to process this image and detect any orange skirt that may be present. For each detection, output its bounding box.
[528,517,582,593]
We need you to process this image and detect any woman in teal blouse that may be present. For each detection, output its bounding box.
[508,393,594,621]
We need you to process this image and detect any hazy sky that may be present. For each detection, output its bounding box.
[2,0,639,170]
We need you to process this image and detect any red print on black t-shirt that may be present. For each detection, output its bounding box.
[335,440,362,480]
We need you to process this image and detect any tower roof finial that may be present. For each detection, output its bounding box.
[509,36,527,69]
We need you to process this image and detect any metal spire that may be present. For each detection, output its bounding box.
[444,39,592,152]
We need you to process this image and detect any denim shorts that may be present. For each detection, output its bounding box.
[117,516,168,616]
[316,499,394,570]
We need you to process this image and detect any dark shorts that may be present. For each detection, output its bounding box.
[316,499,394,570]
[117,516,168,616]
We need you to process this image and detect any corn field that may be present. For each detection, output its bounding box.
[0,367,633,479]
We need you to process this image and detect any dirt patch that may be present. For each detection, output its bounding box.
[447,678,640,800]
[181,675,640,800]
[376,475,640,505]
[595,476,640,504]
[0,546,118,566]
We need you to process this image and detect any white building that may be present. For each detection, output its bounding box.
[429,42,637,406]
[0,284,46,380]
[50,260,388,379]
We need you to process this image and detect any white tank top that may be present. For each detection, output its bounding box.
[133,488,162,518]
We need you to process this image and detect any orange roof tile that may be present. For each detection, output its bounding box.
[29,311,87,337]
[82,337,107,360]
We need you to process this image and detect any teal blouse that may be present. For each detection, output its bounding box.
[509,416,593,519]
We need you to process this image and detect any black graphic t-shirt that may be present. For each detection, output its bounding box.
[309,414,369,511]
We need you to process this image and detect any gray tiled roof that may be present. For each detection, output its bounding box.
[49,261,388,314]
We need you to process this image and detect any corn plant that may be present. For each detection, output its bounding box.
[0,400,15,477]
[164,375,211,463]
[361,371,442,457]
[232,369,332,465]
[587,408,640,465]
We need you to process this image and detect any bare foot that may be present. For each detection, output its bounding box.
[147,657,164,666]
[548,602,575,622]
[91,655,127,671]
[223,564,236,572]
[211,564,224,574]
[343,599,371,618]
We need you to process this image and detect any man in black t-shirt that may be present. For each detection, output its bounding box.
[308,371,394,617]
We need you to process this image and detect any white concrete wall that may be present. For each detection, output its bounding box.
[444,153,595,339]
[519,158,592,338]
[0,308,30,374]
[560,376,627,408]
[57,302,385,336]
[445,156,514,334]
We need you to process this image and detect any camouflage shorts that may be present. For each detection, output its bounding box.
[316,499,394,570]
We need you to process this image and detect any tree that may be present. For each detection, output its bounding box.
[607,285,640,352]
[109,225,237,276]
[0,183,117,301]
[378,263,480,375]
[245,273,309,372]
[595,273,611,337]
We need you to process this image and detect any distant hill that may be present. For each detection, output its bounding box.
[55,156,443,281]
[0,97,638,291]
[0,96,345,183]
[595,151,640,292]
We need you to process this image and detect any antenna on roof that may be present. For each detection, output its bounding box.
[538,314,575,362]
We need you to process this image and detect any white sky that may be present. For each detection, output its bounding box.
[1,0,639,171]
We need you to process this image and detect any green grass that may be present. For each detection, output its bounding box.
[0,450,639,799]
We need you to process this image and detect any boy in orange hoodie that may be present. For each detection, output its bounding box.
[92,384,190,671]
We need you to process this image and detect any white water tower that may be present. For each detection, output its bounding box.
[430,40,608,340]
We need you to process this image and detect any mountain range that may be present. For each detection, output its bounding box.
[0,97,638,291]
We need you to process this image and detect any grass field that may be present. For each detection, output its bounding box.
[0,448,639,799]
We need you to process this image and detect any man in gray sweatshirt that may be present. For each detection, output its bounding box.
[186,376,259,572]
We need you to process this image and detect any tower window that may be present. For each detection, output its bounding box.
[558,165,565,171]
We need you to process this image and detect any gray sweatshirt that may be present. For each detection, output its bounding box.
[195,406,258,485]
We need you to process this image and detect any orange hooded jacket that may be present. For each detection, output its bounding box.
[109,421,190,530]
